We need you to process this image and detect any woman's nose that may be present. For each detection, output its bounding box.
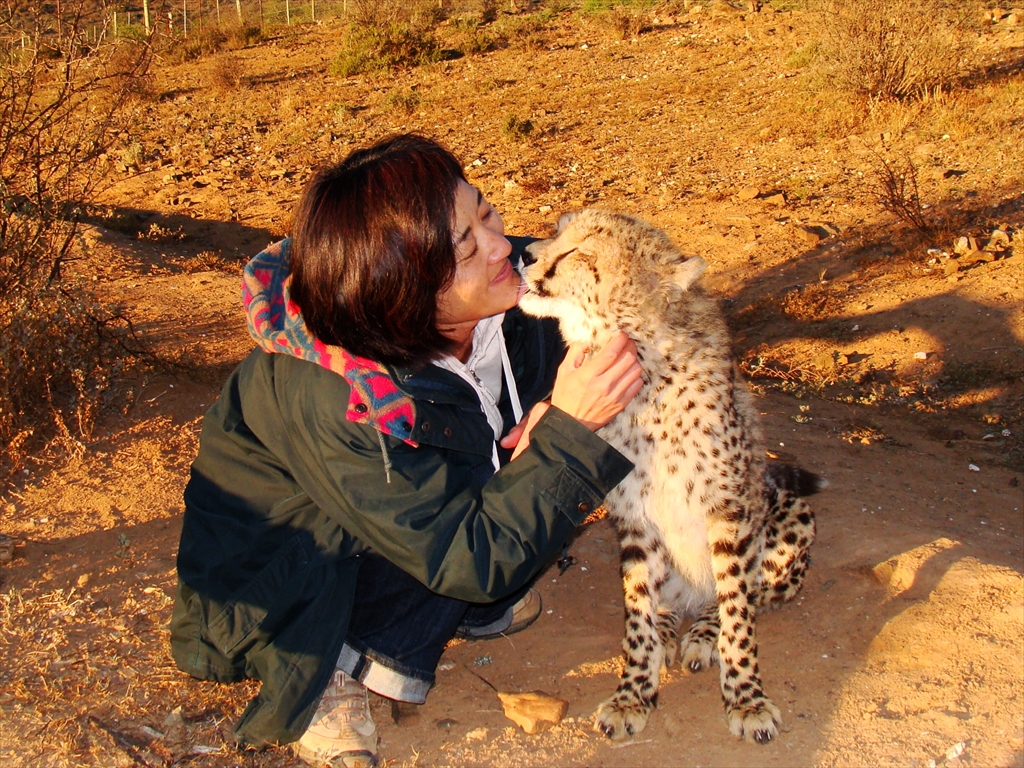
[486,232,513,264]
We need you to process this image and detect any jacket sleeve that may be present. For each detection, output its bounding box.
[247,352,633,603]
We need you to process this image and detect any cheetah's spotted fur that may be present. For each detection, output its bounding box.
[519,210,821,744]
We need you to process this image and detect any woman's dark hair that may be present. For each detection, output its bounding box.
[289,134,467,366]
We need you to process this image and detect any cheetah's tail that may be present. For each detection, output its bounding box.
[765,461,828,497]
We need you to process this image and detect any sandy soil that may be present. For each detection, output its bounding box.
[1,4,1022,767]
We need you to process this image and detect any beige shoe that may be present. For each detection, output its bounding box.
[293,670,380,768]
[456,588,542,640]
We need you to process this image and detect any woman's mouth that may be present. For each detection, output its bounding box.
[491,259,513,284]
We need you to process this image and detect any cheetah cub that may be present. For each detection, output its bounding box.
[519,210,821,744]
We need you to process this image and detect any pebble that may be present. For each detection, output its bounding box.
[968,464,980,472]
[0,534,13,562]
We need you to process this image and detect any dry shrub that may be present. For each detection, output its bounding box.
[0,288,142,473]
[491,9,554,50]
[582,0,653,39]
[501,113,534,142]
[138,221,187,242]
[867,149,932,235]
[1,6,152,477]
[210,53,248,90]
[449,13,498,55]
[175,250,241,273]
[779,282,845,321]
[383,87,422,114]
[606,5,651,39]
[228,23,265,50]
[810,0,976,99]
[163,27,229,64]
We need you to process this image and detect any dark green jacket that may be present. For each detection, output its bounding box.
[169,307,633,748]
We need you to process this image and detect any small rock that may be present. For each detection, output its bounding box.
[465,727,488,741]
[763,192,786,206]
[76,573,90,588]
[954,235,982,255]
[0,534,13,562]
[943,260,961,276]
[163,707,186,730]
[985,229,1010,252]
[796,227,822,245]
[498,691,569,734]
[913,351,930,360]
[968,464,980,472]
[737,185,760,200]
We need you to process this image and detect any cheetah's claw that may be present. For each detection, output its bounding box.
[726,699,782,744]
[594,696,652,742]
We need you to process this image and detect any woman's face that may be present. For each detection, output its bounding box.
[436,180,521,332]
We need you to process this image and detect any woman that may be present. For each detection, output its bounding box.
[170,134,642,768]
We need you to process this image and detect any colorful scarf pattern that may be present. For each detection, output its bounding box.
[242,239,418,446]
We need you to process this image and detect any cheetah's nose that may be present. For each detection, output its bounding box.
[521,240,541,266]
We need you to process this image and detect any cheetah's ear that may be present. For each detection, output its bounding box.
[673,256,707,292]
[555,211,579,233]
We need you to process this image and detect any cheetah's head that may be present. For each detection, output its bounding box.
[518,209,706,344]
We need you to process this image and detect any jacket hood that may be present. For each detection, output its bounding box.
[242,239,417,445]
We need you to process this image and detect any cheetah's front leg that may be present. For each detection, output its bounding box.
[594,531,670,741]
[709,518,782,744]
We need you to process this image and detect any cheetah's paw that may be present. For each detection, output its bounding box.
[594,695,652,742]
[726,699,782,744]
[678,631,719,673]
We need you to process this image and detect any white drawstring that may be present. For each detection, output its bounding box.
[500,330,523,424]
[376,428,392,484]
[432,314,522,472]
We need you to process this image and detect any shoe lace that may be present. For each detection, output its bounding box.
[316,673,373,730]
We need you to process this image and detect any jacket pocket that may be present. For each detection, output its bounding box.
[206,535,311,658]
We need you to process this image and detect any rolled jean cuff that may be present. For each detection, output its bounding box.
[337,642,433,704]
[456,605,513,636]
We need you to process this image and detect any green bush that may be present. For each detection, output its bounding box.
[501,114,534,142]
[330,23,441,77]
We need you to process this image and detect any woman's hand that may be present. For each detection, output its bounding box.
[551,331,643,430]
[500,402,551,461]
[500,332,643,460]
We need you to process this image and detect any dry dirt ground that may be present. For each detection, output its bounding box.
[2,4,1024,767]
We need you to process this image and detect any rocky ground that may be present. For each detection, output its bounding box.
[1,3,1022,766]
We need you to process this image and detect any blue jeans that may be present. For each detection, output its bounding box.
[337,554,529,703]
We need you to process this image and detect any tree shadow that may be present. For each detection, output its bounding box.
[81,205,278,264]
[721,188,1023,442]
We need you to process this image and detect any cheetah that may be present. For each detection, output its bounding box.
[518,210,822,744]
